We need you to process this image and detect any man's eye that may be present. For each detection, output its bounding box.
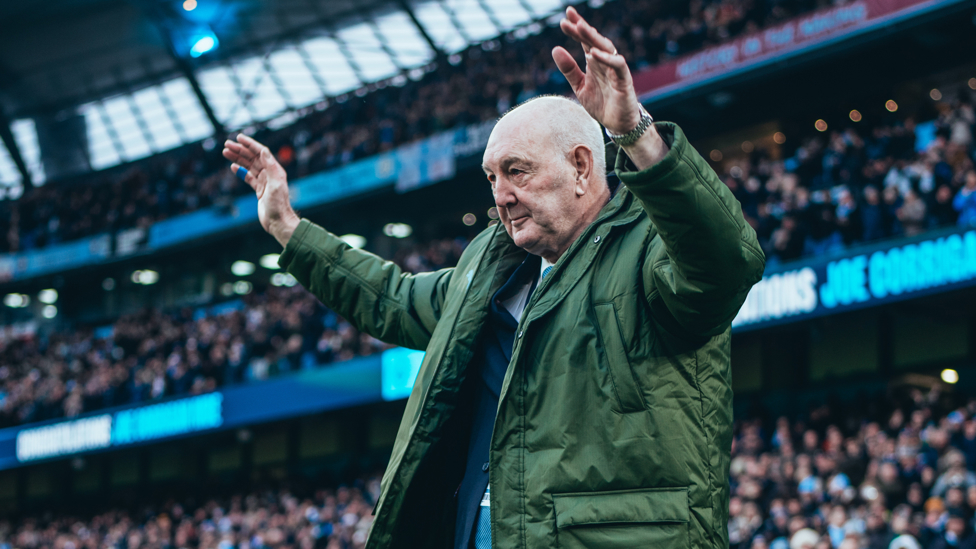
[510,169,523,176]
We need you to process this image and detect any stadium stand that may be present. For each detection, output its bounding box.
[1,0,976,547]
[0,0,876,256]
[0,236,466,427]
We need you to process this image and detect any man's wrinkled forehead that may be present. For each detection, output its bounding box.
[483,114,548,169]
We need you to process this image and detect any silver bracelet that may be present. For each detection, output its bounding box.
[605,106,654,147]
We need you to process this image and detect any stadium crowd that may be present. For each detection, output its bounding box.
[729,390,976,549]
[733,88,976,264]
[3,391,976,549]
[0,476,383,549]
[2,0,848,255]
[0,236,467,428]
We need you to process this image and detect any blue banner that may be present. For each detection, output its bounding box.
[733,226,976,332]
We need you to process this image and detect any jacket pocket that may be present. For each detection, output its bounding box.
[594,302,645,413]
[553,487,690,549]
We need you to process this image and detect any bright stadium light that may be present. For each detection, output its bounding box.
[271,273,298,287]
[38,289,58,304]
[42,305,58,319]
[131,270,159,285]
[260,254,281,270]
[231,261,256,276]
[183,0,197,10]
[233,281,253,295]
[942,369,959,384]
[190,35,218,58]
[383,223,413,238]
[3,293,29,308]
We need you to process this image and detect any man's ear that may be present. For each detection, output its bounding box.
[572,145,594,197]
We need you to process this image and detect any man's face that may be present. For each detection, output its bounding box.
[482,122,581,258]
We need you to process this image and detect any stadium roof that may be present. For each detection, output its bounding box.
[0,0,574,195]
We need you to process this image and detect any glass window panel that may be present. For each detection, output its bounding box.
[132,87,182,151]
[410,2,468,53]
[374,11,436,69]
[80,103,122,170]
[336,22,399,82]
[442,0,497,42]
[102,96,153,161]
[197,67,248,127]
[0,140,22,189]
[268,48,324,109]
[10,119,46,185]
[483,0,532,29]
[161,78,214,140]
[231,57,288,123]
[524,0,566,16]
[302,37,361,95]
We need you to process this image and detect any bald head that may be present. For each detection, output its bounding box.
[494,96,607,179]
[482,95,612,262]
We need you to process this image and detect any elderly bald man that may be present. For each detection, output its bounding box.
[224,7,764,548]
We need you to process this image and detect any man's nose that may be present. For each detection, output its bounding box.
[493,177,518,208]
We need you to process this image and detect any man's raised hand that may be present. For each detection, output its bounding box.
[223,134,300,247]
[552,6,641,137]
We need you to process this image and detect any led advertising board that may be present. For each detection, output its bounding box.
[733,227,976,331]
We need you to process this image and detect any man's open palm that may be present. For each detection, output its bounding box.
[552,6,641,136]
[223,134,299,246]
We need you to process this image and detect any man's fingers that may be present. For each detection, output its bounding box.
[589,48,630,82]
[560,19,590,53]
[236,133,269,158]
[229,163,260,192]
[577,19,617,56]
[552,47,585,92]
[224,140,257,162]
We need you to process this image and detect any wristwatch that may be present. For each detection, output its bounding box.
[605,105,654,147]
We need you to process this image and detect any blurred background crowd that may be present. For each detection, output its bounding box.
[0,0,873,257]
[0,236,466,428]
[730,391,976,549]
[0,477,382,549]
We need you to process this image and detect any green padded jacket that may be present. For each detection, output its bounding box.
[279,122,765,548]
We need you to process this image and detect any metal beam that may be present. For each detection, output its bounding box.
[170,54,226,136]
[396,0,446,59]
[0,108,32,189]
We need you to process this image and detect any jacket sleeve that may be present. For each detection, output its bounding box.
[277,219,453,351]
[615,122,765,338]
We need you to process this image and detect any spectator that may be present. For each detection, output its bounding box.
[954,171,976,226]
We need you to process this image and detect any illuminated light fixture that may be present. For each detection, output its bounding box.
[849,110,862,122]
[38,289,58,304]
[231,260,256,276]
[190,35,218,58]
[383,223,413,238]
[487,207,499,220]
[885,100,898,112]
[773,132,786,145]
[42,305,57,319]
[462,213,477,226]
[815,119,828,132]
[970,78,976,90]
[930,89,942,101]
[340,234,366,249]
[259,254,281,270]
[183,0,197,10]
[131,270,159,285]
[233,281,253,295]
[741,141,754,153]
[220,283,235,296]
[271,273,298,287]
[102,278,116,291]
[709,150,723,162]
[942,369,959,384]
[3,293,29,308]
